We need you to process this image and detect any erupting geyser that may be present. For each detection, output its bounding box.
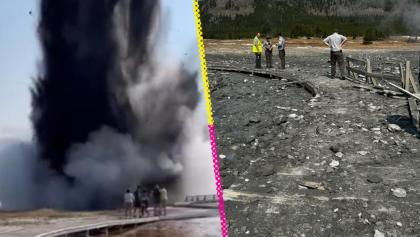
[0,0,205,210]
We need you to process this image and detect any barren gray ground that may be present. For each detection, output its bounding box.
[207,48,420,237]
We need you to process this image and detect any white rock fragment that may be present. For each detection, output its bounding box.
[357,151,368,156]
[374,230,385,237]
[288,114,298,119]
[392,188,407,198]
[368,104,381,112]
[388,124,402,132]
[335,152,344,158]
[330,160,340,168]
[219,154,226,159]
[396,222,403,227]
[380,140,389,145]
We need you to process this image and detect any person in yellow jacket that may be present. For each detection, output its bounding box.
[252,32,263,68]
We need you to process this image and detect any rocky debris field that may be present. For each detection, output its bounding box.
[208,49,420,237]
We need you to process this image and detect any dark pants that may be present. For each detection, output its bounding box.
[278,49,286,69]
[255,53,262,68]
[331,51,345,78]
[265,51,273,68]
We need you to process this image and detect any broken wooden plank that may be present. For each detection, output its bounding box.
[386,81,420,100]
[346,57,366,64]
[347,67,400,80]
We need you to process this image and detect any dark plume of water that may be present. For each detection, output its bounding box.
[31,0,198,174]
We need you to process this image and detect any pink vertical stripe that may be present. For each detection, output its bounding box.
[208,124,228,237]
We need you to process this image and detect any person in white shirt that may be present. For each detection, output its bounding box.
[124,189,135,218]
[323,31,348,80]
[277,33,286,69]
[159,187,168,216]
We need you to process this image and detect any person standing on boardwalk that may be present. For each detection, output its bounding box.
[252,32,263,69]
[263,37,274,68]
[152,185,161,216]
[277,33,286,69]
[140,189,150,217]
[323,31,348,80]
[124,189,135,218]
[133,186,141,217]
[160,186,168,216]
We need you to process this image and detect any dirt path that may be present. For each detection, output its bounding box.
[207,48,420,237]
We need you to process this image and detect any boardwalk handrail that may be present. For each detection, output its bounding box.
[184,194,217,203]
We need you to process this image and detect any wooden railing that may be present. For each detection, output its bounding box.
[184,195,217,203]
[345,56,420,130]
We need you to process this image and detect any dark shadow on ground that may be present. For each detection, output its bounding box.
[386,115,420,138]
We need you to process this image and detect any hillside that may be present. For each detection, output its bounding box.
[199,0,420,39]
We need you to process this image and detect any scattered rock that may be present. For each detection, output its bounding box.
[357,151,368,156]
[231,145,240,151]
[329,145,342,153]
[396,222,402,227]
[261,165,275,176]
[367,175,383,184]
[249,116,261,123]
[391,188,407,198]
[299,181,325,191]
[335,152,344,158]
[387,124,402,132]
[326,166,334,173]
[219,154,227,159]
[330,160,340,168]
[374,230,385,237]
[288,114,298,119]
[368,104,381,112]
[273,116,288,125]
[380,140,388,145]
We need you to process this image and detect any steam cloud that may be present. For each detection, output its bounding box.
[329,0,420,33]
[0,0,215,210]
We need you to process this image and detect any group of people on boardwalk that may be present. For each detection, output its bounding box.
[252,30,348,80]
[123,185,168,218]
[253,32,286,69]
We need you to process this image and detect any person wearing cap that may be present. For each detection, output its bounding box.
[277,32,286,69]
[252,32,263,68]
[263,36,274,68]
[323,30,348,80]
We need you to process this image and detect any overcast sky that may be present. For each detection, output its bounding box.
[0,0,201,142]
